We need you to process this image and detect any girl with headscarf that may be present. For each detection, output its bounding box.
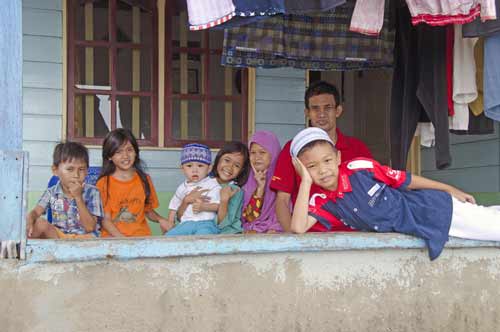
[242,131,283,233]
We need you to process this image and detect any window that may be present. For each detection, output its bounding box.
[67,1,247,148]
[67,0,158,145]
[165,2,248,147]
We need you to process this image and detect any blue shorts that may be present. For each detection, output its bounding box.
[165,220,220,236]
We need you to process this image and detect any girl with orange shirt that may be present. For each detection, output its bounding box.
[96,129,171,237]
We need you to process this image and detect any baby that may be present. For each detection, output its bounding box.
[165,143,221,236]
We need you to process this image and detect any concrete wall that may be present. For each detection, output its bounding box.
[2,243,500,332]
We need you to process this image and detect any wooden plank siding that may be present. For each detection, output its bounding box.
[22,2,64,192]
[254,68,306,146]
[421,123,500,192]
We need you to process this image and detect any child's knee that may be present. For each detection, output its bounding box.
[194,222,219,235]
[34,217,50,231]
[34,217,58,238]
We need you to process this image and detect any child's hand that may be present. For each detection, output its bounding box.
[252,165,267,190]
[159,218,174,233]
[220,186,240,202]
[292,157,312,184]
[192,198,204,214]
[26,219,34,238]
[184,187,210,204]
[68,181,84,200]
[448,187,476,204]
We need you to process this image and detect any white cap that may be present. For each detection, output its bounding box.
[290,127,334,158]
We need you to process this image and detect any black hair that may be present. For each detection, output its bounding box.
[297,140,337,158]
[304,80,341,109]
[212,141,250,187]
[98,128,151,205]
[53,141,89,167]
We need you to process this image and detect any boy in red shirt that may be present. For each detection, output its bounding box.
[290,127,500,260]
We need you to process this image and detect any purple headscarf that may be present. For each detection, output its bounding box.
[242,130,283,233]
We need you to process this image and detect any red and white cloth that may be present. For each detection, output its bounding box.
[407,0,497,26]
[350,0,497,36]
[187,0,235,31]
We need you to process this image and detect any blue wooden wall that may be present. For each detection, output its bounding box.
[0,0,24,243]
[22,0,63,191]
[421,124,500,192]
[255,68,306,146]
[0,0,23,150]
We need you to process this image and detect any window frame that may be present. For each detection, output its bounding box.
[66,0,159,146]
[164,3,248,148]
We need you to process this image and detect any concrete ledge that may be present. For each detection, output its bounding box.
[26,233,500,263]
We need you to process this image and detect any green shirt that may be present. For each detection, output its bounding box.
[217,183,243,234]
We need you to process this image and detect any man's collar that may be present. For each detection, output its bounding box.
[335,128,348,150]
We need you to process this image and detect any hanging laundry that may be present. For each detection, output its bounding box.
[446,25,455,116]
[349,0,386,36]
[417,123,436,148]
[484,32,500,121]
[222,0,395,71]
[467,110,494,135]
[450,110,494,135]
[451,25,478,131]
[391,3,451,170]
[463,0,500,37]
[405,0,496,26]
[470,38,485,116]
[234,0,346,16]
[187,0,235,30]
[209,0,347,30]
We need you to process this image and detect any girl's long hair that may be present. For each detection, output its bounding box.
[212,141,250,187]
[98,128,151,205]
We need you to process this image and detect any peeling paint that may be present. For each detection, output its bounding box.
[25,233,500,264]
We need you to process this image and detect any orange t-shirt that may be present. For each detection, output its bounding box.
[96,173,159,237]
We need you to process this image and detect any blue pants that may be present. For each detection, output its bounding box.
[165,220,220,236]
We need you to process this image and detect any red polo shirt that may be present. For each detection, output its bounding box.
[270,128,372,207]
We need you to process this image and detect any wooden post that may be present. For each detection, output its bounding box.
[247,68,256,138]
[224,67,233,141]
[0,1,26,257]
[0,0,23,150]
[84,2,95,137]
[158,0,166,146]
[406,136,422,176]
[132,5,141,138]
[179,11,189,139]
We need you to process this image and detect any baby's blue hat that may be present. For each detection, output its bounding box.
[181,143,211,165]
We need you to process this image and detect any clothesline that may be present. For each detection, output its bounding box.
[186,0,497,34]
[182,0,500,171]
